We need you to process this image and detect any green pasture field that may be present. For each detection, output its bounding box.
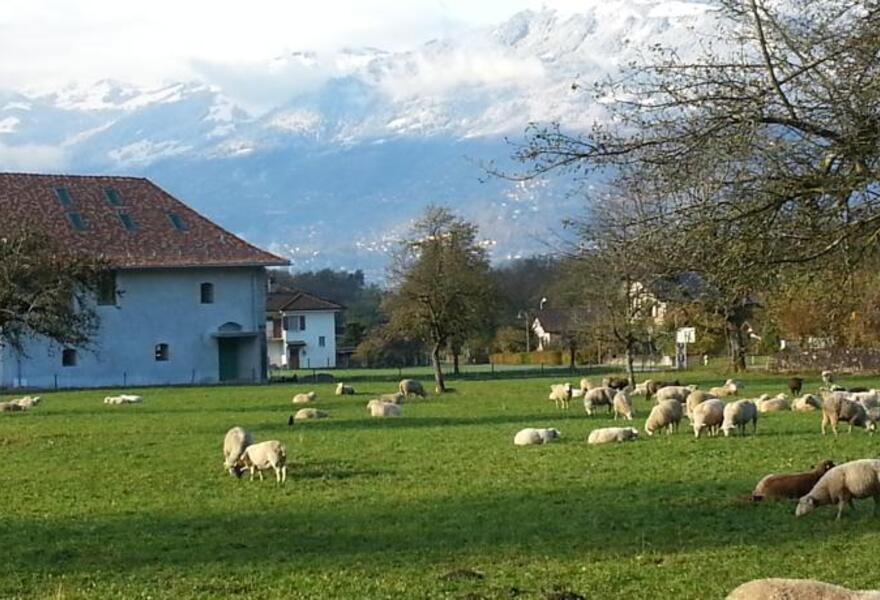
[2,370,880,599]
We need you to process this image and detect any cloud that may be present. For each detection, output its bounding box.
[0,142,68,171]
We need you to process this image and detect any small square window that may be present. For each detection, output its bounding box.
[155,343,170,362]
[318,336,325,347]
[62,349,77,367]
[97,272,117,306]
[200,282,214,304]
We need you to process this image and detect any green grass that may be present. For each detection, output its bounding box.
[2,371,880,599]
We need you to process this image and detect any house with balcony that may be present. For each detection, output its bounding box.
[266,289,343,369]
[0,172,288,389]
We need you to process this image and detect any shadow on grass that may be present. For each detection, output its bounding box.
[5,481,875,576]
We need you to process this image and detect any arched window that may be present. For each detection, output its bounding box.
[200,282,214,304]
[155,343,170,362]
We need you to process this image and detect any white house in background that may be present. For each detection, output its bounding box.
[0,173,288,389]
[266,289,343,369]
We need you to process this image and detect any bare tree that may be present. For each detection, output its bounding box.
[385,206,496,392]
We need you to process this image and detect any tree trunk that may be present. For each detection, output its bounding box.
[452,348,461,376]
[569,343,576,371]
[728,322,748,372]
[432,343,446,393]
[625,344,636,388]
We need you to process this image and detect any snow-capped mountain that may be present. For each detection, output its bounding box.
[0,3,718,278]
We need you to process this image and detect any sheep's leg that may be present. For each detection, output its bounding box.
[249,466,256,481]
[258,469,264,481]
[281,465,287,484]
[837,499,847,520]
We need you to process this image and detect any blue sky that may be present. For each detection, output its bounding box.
[0,0,587,92]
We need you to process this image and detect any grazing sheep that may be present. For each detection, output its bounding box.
[236,440,287,484]
[583,387,614,416]
[104,394,143,405]
[399,379,426,398]
[9,396,41,410]
[793,394,822,412]
[293,408,329,421]
[685,390,717,419]
[571,388,585,399]
[602,376,629,390]
[821,370,835,387]
[631,380,650,397]
[758,396,791,413]
[727,578,880,600]
[378,391,406,404]
[787,377,804,396]
[644,400,683,436]
[721,399,758,437]
[513,428,561,446]
[222,426,254,477]
[292,391,317,404]
[796,459,880,520]
[548,383,573,410]
[709,379,739,398]
[612,390,635,420]
[692,399,725,438]
[645,379,680,398]
[366,400,402,418]
[579,378,593,391]
[821,392,875,435]
[335,383,355,396]
[655,385,696,404]
[588,427,638,445]
[751,460,835,501]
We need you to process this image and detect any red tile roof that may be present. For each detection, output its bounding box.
[267,289,344,312]
[0,172,288,269]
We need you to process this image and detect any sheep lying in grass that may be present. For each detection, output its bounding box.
[709,379,739,397]
[235,440,287,484]
[399,379,426,398]
[654,385,696,404]
[645,400,683,436]
[751,460,835,501]
[335,383,355,396]
[792,394,822,412]
[378,392,406,404]
[721,399,758,437]
[292,391,316,404]
[796,459,880,520]
[685,390,717,419]
[514,428,561,446]
[367,400,402,418]
[692,399,725,438]
[548,383,573,409]
[588,427,638,445]
[821,392,876,435]
[223,426,254,477]
[612,390,634,420]
[9,396,40,410]
[727,578,880,600]
[0,401,24,412]
[758,396,791,413]
[104,394,143,405]
[583,387,614,416]
[293,408,329,421]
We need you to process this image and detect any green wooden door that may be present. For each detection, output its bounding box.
[218,339,238,382]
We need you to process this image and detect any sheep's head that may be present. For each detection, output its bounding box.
[627,427,639,438]
[815,460,835,473]
[548,428,561,440]
[795,496,816,517]
[721,423,734,437]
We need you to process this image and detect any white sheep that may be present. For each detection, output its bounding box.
[293,408,329,421]
[709,378,739,397]
[335,383,355,396]
[587,426,638,445]
[821,370,835,387]
[821,392,876,435]
[579,378,593,391]
[571,388,585,399]
[792,394,822,412]
[222,426,254,477]
[9,396,41,410]
[685,390,717,420]
[583,387,614,416]
[292,391,316,404]
[548,383,573,409]
[378,391,406,404]
[851,389,880,410]
[612,390,634,420]
[758,396,790,413]
[104,394,143,405]
[727,578,880,600]
[236,440,287,484]
[796,459,880,520]
[631,380,650,397]
[644,400,683,436]
[513,428,561,446]
[399,379,426,398]
[0,401,24,412]
[692,399,725,438]
[367,400,402,418]
[721,399,758,437]
[654,385,696,404]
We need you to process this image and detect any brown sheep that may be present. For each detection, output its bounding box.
[602,376,630,390]
[751,460,835,501]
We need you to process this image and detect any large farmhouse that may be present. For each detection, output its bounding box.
[0,173,288,389]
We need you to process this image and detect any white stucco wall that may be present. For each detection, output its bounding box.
[0,266,268,389]
[265,310,337,369]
